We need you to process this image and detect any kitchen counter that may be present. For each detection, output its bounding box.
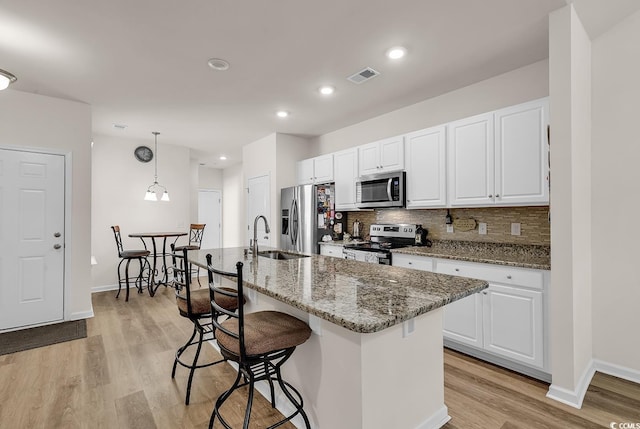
[189,247,487,333]
[189,246,483,429]
[391,240,551,270]
[321,239,550,270]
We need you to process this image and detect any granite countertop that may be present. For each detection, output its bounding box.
[391,240,551,270]
[189,247,487,334]
[321,240,551,270]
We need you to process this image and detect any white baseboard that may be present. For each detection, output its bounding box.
[594,359,640,385]
[91,283,119,293]
[416,406,450,429]
[70,309,94,320]
[546,359,596,409]
[547,358,640,409]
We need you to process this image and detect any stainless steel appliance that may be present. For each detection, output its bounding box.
[343,223,418,265]
[281,184,340,254]
[355,171,406,209]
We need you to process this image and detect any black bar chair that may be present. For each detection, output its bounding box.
[174,223,206,284]
[110,225,151,302]
[170,245,245,405]
[206,253,312,429]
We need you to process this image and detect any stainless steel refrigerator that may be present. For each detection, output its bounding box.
[280,184,340,254]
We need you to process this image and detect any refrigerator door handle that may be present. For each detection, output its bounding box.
[291,199,298,247]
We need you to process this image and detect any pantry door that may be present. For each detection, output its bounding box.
[0,149,65,330]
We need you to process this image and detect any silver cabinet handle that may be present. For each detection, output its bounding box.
[408,261,412,265]
[482,291,488,295]
[506,275,512,279]
[488,194,493,198]
[54,244,62,249]
[454,268,460,272]
[54,232,61,238]
[496,194,500,198]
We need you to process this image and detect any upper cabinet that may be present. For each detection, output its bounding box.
[405,125,447,208]
[333,148,359,211]
[447,98,549,207]
[358,136,404,176]
[297,154,334,185]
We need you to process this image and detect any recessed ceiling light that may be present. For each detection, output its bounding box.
[386,47,407,60]
[219,155,227,160]
[319,85,335,95]
[207,58,230,71]
[276,110,289,118]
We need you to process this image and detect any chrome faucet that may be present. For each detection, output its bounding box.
[252,215,270,256]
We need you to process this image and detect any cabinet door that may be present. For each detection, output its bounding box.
[447,112,494,206]
[405,126,447,208]
[379,136,404,172]
[482,284,544,369]
[494,98,549,206]
[443,293,483,348]
[313,154,334,184]
[334,148,358,210]
[297,158,314,185]
[358,142,380,176]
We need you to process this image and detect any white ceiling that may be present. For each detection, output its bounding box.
[1,0,636,168]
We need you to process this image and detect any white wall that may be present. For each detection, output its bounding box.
[222,163,244,248]
[548,4,593,397]
[312,60,549,155]
[591,8,640,372]
[199,165,223,189]
[0,89,92,319]
[91,134,192,288]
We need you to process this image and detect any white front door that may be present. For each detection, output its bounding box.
[247,175,270,248]
[0,149,65,330]
[198,189,222,249]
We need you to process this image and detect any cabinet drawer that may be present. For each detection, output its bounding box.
[320,245,344,258]
[436,260,543,290]
[392,254,434,271]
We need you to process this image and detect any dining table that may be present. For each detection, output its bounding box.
[128,231,187,296]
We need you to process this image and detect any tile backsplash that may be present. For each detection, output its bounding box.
[344,206,550,246]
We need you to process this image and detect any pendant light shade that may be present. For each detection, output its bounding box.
[0,69,17,90]
[144,132,170,202]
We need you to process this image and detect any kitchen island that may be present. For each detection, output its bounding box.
[190,247,487,429]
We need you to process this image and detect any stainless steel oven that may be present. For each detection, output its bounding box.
[355,171,405,209]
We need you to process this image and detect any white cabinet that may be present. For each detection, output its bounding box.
[482,284,544,368]
[358,136,404,176]
[297,154,334,185]
[447,98,549,207]
[333,148,358,210]
[447,112,495,206]
[320,244,344,259]
[494,98,549,205]
[405,125,447,208]
[392,253,434,271]
[436,259,546,371]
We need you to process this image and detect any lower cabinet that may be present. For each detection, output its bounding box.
[392,252,548,374]
[320,244,344,259]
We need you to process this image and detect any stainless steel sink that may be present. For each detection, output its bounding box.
[257,250,309,260]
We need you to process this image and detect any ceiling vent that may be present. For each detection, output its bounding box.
[347,67,380,84]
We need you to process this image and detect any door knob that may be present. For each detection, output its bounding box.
[54,244,62,250]
[54,232,61,238]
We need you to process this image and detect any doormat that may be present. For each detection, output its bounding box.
[0,319,87,356]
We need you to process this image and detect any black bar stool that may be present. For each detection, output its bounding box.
[206,253,312,429]
[110,225,151,302]
[170,246,245,405]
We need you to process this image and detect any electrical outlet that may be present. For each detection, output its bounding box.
[511,223,521,236]
[478,222,487,235]
[446,224,454,233]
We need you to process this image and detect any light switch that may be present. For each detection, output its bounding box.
[478,223,487,235]
[446,224,454,233]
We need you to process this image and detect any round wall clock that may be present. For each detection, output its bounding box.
[134,146,153,163]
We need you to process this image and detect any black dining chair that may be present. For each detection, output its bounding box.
[110,225,151,301]
[206,253,312,429]
[174,223,206,284]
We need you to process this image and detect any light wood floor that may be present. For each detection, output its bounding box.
[1,285,639,428]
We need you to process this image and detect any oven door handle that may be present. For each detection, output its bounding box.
[387,178,393,202]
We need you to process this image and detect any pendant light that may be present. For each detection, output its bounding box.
[144,132,170,202]
[0,69,17,90]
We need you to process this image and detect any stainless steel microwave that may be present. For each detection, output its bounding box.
[355,171,406,209]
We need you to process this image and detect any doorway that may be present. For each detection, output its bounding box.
[0,149,65,330]
[198,189,222,249]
